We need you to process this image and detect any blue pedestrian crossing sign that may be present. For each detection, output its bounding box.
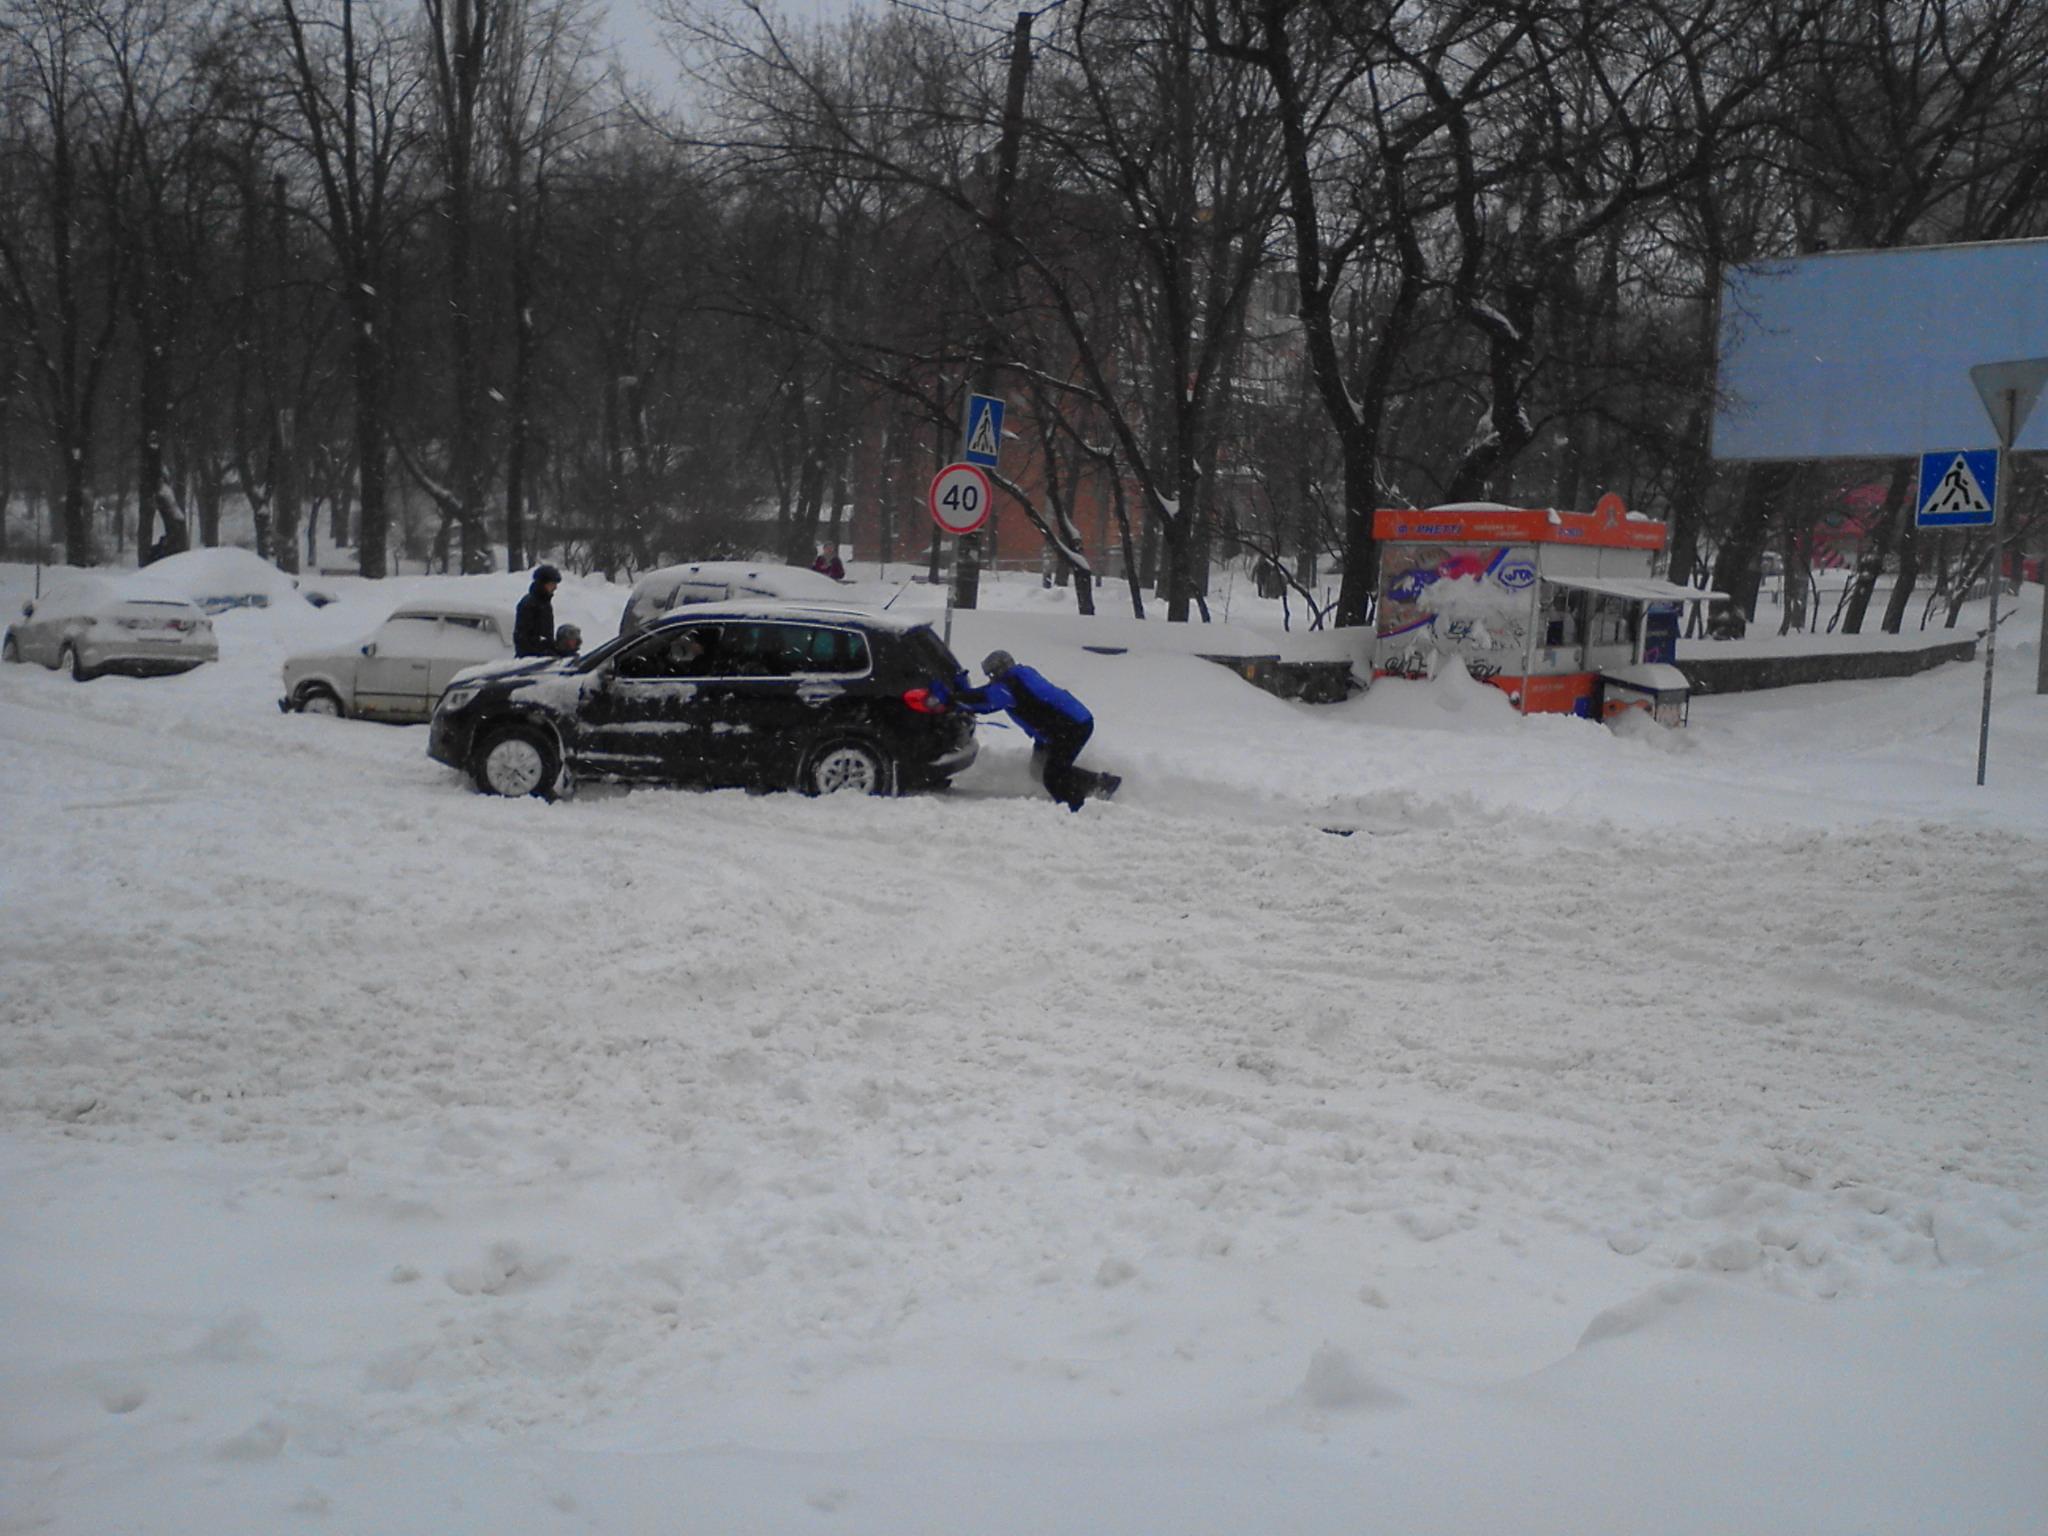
[963,393,1005,469]
[1916,448,1999,529]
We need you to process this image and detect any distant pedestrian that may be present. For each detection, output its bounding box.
[554,623,583,656]
[951,650,1119,811]
[812,544,846,581]
[515,564,562,656]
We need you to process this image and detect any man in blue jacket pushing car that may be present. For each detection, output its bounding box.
[951,650,1120,811]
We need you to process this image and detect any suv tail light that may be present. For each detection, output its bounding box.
[901,687,947,714]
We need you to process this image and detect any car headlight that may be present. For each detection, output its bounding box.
[438,683,482,714]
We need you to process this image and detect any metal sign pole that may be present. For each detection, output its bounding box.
[930,462,992,653]
[1964,360,2048,779]
[944,539,956,648]
[1976,465,2001,786]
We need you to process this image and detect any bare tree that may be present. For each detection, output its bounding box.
[1790,0,2048,633]
[0,0,138,565]
[266,0,424,577]
[490,0,599,570]
[419,0,501,569]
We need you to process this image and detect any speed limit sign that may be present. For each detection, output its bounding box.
[928,462,992,535]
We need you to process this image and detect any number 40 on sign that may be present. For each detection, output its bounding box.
[928,462,992,535]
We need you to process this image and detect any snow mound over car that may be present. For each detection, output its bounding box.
[143,547,314,612]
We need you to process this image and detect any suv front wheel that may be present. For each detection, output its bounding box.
[473,724,559,798]
[801,738,893,797]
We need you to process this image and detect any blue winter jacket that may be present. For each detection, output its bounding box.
[952,664,1092,744]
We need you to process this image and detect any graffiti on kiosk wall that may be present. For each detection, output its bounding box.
[1377,545,1536,679]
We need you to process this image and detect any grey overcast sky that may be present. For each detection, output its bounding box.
[603,0,867,102]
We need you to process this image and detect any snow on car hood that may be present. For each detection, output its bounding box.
[448,655,572,687]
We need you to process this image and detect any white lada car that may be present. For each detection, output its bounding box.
[279,602,514,723]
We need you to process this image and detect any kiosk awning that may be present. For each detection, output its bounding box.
[1542,574,1725,605]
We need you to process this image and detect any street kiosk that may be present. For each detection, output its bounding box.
[1372,496,1722,724]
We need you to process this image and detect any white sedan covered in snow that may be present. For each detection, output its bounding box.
[3,571,218,680]
[279,602,515,722]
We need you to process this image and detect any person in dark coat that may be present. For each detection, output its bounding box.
[812,544,846,581]
[950,650,1118,811]
[515,564,562,656]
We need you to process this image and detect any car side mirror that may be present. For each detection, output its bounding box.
[361,642,376,657]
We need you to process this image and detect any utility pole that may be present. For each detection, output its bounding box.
[954,7,1039,612]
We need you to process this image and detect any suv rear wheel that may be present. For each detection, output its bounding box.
[473,725,559,798]
[802,738,892,796]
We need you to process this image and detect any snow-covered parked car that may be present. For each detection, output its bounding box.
[280,602,514,722]
[143,546,330,612]
[618,560,853,635]
[3,572,218,680]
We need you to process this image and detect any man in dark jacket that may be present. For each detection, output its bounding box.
[951,650,1118,811]
[515,564,562,656]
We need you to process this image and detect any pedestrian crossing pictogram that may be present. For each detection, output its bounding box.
[1916,449,1999,529]
[1926,456,1989,514]
[963,393,1004,469]
[967,409,999,460]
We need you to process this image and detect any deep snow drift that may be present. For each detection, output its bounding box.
[2,562,2043,1535]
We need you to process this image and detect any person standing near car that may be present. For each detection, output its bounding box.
[516,564,562,656]
[950,650,1118,811]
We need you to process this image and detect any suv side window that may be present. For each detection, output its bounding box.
[790,625,870,675]
[717,623,869,678]
[616,625,722,679]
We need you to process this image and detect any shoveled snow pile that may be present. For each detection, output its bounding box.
[2,562,2043,1536]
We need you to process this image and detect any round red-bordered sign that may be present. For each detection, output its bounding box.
[928,462,993,535]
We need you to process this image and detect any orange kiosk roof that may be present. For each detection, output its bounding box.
[1373,494,1667,552]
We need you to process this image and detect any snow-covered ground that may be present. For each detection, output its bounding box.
[2,560,2044,1536]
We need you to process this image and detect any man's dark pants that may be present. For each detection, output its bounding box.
[1034,721,1101,810]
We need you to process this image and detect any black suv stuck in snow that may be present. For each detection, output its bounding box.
[428,602,977,798]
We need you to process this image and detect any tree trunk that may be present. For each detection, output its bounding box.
[1881,514,1922,633]
[271,412,300,575]
[1840,461,1912,633]
[1663,397,1713,592]
[196,454,223,546]
[330,448,355,547]
[504,217,537,570]
[135,332,171,561]
[1712,462,1799,622]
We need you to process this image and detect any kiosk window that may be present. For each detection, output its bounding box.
[1589,594,1633,647]
[1542,589,1581,648]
